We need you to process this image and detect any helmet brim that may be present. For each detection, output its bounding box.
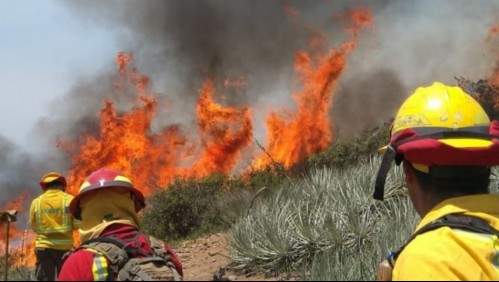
[438,138,493,148]
[377,145,388,153]
[377,138,493,155]
[69,185,145,220]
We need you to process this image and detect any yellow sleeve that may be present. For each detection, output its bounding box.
[28,198,37,230]
[64,193,80,230]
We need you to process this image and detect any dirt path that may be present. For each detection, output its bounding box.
[174,232,286,281]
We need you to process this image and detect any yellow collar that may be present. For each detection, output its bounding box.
[416,194,499,232]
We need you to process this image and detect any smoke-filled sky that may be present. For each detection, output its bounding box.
[2,0,499,216]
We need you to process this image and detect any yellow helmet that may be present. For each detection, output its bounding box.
[39,172,67,190]
[374,82,499,200]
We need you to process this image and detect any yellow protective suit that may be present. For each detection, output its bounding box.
[29,189,78,250]
[393,194,499,281]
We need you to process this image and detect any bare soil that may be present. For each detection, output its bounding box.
[174,232,294,281]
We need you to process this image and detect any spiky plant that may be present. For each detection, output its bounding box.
[490,166,499,194]
[229,156,499,280]
[228,155,418,280]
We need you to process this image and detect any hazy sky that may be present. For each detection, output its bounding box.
[2,0,498,154]
[2,0,499,214]
[0,0,118,150]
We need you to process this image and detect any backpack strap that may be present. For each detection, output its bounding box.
[79,237,130,280]
[147,236,183,281]
[79,234,182,281]
[388,213,499,267]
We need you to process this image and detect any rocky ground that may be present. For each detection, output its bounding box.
[174,232,295,281]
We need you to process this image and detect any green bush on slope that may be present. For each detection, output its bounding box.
[141,169,291,241]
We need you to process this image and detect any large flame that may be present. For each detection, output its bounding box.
[253,6,373,169]
[58,52,253,197]
[9,4,499,271]
[59,52,187,197]
[192,78,253,176]
[10,5,376,269]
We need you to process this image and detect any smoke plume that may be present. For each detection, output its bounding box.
[2,0,499,226]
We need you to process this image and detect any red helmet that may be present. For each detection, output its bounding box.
[39,172,67,190]
[69,168,146,220]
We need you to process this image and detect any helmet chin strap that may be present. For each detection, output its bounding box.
[373,146,397,201]
[373,128,499,201]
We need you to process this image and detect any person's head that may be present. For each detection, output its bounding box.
[39,172,67,191]
[402,162,490,215]
[374,82,499,214]
[69,168,146,231]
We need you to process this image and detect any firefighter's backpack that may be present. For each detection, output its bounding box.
[75,235,182,281]
[388,213,499,265]
[377,213,499,280]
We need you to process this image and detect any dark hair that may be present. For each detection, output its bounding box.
[45,181,66,190]
[412,165,491,198]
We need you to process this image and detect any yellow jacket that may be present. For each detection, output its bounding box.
[29,189,78,250]
[393,194,499,281]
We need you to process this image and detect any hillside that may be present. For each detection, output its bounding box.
[175,232,291,281]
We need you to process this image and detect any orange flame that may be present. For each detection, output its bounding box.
[59,52,253,197]
[7,4,376,269]
[193,78,253,176]
[0,192,28,243]
[60,52,189,197]
[254,6,373,169]
[0,192,35,267]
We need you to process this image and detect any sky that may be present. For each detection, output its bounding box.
[2,0,499,219]
[0,0,118,149]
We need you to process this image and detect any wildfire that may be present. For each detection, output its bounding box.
[58,52,254,198]
[193,78,253,176]
[253,6,374,169]
[8,4,375,269]
[0,192,27,244]
[0,192,35,268]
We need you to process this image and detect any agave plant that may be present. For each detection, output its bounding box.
[490,166,499,194]
[228,155,419,280]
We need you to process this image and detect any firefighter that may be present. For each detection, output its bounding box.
[373,81,499,280]
[58,168,183,281]
[29,172,78,281]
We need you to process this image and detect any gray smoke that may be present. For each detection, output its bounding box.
[54,0,499,140]
[3,0,499,220]
[48,1,379,147]
[0,137,44,227]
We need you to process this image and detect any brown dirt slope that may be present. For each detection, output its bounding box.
[174,232,293,281]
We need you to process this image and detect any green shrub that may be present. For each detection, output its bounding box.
[141,174,231,240]
[306,122,392,170]
[244,165,289,190]
[141,172,281,241]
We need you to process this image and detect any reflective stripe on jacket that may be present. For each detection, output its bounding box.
[29,189,76,249]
